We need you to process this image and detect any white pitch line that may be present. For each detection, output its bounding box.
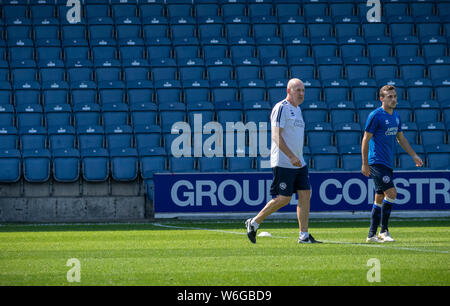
[152,223,450,254]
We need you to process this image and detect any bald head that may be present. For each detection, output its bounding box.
[286,78,305,106]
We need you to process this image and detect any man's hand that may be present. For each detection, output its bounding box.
[361,164,371,177]
[413,154,423,167]
[290,156,302,167]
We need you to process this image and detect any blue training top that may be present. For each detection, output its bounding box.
[364,107,402,169]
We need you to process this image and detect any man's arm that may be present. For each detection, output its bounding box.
[396,132,423,167]
[361,131,373,177]
[272,126,301,167]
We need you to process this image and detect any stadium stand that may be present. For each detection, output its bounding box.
[0,0,448,213]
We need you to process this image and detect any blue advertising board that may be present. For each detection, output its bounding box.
[153,171,450,213]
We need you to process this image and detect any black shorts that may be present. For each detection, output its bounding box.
[270,166,311,197]
[370,164,395,194]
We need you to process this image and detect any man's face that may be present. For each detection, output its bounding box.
[381,89,397,109]
[289,83,305,105]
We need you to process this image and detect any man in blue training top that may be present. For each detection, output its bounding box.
[361,85,423,243]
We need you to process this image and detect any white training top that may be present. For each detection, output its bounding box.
[270,99,306,169]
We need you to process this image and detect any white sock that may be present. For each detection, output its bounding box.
[299,231,309,240]
[251,218,260,230]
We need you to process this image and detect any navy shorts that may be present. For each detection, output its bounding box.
[370,164,395,194]
[270,166,311,197]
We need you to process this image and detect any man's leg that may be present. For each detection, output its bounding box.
[297,189,310,233]
[245,195,291,243]
[253,195,292,225]
[379,187,396,241]
[368,192,384,239]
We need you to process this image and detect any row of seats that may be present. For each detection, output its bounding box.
[2,56,449,84]
[1,78,450,105]
[2,98,449,127]
[2,0,449,20]
[3,15,450,41]
[1,142,449,184]
[1,120,448,151]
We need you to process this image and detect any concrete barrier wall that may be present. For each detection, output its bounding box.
[0,179,152,222]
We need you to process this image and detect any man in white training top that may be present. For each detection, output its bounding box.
[245,78,321,244]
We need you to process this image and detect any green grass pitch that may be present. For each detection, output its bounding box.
[0,218,449,286]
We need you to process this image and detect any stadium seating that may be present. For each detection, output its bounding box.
[1,0,449,190]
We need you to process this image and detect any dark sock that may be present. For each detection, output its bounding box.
[369,204,382,237]
[380,200,394,233]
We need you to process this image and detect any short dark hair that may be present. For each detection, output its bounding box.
[379,85,396,98]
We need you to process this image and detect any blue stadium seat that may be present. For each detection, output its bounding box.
[228,157,255,172]
[323,79,349,102]
[88,17,115,40]
[11,60,37,82]
[224,16,250,38]
[235,61,260,84]
[173,37,200,61]
[119,40,146,61]
[399,57,426,80]
[48,126,76,150]
[310,146,340,171]
[70,81,98,105]
[221,0,246,17]
[372,57,398,81]
[306,122,333,147]
[202,38,229,60]
[367,37,393,59]
[256,37,283,60]
[206,58,233,81]
[419,122,446,146]
[22,148,51,182]
[95,60,122,82]
[52,148,80,182]
[339,145,362,171]
[351,79,378,102]
[329,101,356,124]
[170,17,196,39]
[311,37,338,58]
[302,79,322,102]
[81,148,110,182]
[279,16,306,39]
[285,37,310,60]
[102,103,129,127]
[399,121,419,145]
[158,102,186,130]
[307,16,333,38]
[195,2,220,18]
[74,103,100,127]
[216,101,243,126]
[244,101,271,125]
[16,104,43,129]
[67,61,94,83]
[146,37,172,60]
[77,125,105,150]
[139,2,165,19]
[183,80,210,104]
[0,149,21,183]
[393,36,420,57]
[110,148,139,181]
[198,156,225,172]
[3,1,28,19]
[361,22,387,38]
[111,0,138,18]
[317,57,343,81]
[416,16,442,38]
[0,104,15,127]
[14,81,41,106]
[105,125,133,150]
[229,37,256,60]
[335,122,362,147]
[167,1,192,18]
[406,78,433,102]
[61,23,87,40]
[155,80,182,104]
[134,124,161,150]
[19,126,47,150]
[98,80,126,105]
[389,16,414,37]
[425,144,450,170]
[239,79,266,103]
[261,58,288,81]
[252,16,278,40]
[289,57,315,80]
[266,79,288,106]
[421,36,447,58]
[85,0,110,19]
[303,0,328,17]
[142,17,169,40]
[139,147,167,180]
[123,59,150,82]
[211,80,238,103]
[187,101,215,127]
[127,80,154,105]
[45,103,72,127]
[0,81,12,105]
[40,62,66,83]
[413,100,441,125]
[340,37,366,58]
[248,0,273,17]
[130,102,158,126]
[169,156,197,172]
[428,57,450,80]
